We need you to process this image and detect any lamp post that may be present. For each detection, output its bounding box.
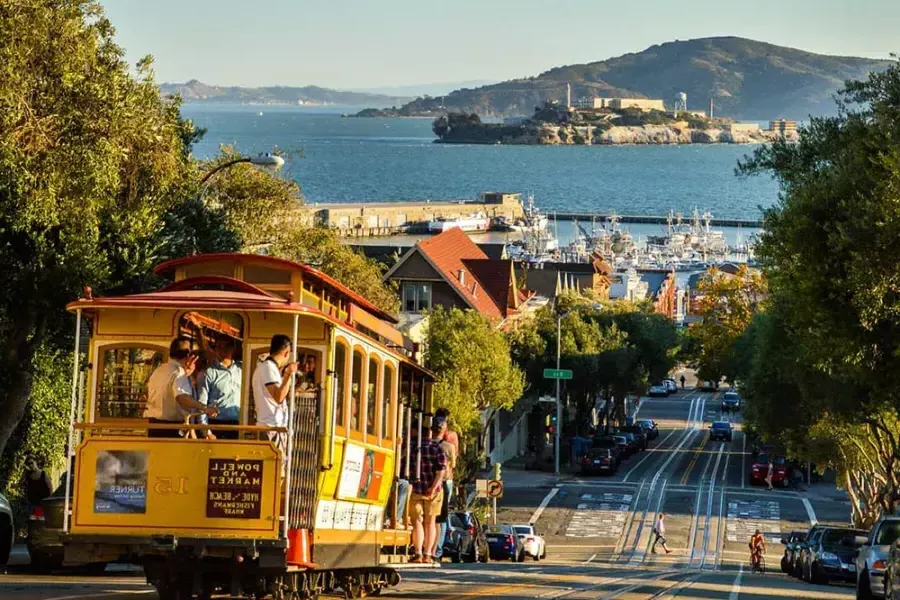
[554,312,562,476]
[199,152,285,185]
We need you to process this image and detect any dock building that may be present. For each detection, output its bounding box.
[768,119,798,135]
[310,192,525,238]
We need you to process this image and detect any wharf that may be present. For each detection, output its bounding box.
[551,212,762,228]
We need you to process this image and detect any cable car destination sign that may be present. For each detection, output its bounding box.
[206,458,264,519]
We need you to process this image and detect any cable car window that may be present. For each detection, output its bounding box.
[334,342,348,430]
[367,357,379,436]
[382,365,394,440]
[97,346,165,419]
[351,349,364,431]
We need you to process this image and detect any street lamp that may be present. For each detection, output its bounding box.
[199,152,285,185]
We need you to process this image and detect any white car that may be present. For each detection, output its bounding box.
[513,524,546,561]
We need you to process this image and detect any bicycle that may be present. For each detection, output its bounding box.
[750,550,766,573]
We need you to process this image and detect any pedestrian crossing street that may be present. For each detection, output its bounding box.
[565,493,633,538]
[726,499,782,543]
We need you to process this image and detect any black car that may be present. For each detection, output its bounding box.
[620,425,648,450]
[442,511,490,563]
[591,436,622,466]
[611,434,633,458]
[580,448,617,476]
[801,527,868,584]
[780,530,807,574]
[792,524,825,578]
[637,419,659,440]
[721,391,741,412]
[618,431,641,453]
[709,421,733,442]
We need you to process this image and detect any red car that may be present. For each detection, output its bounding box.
[750,454,790,487]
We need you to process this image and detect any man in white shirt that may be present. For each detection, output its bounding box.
[252,334,298,448]
[651,512,671,554]
[145,337,218,438]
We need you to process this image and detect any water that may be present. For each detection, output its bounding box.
[181,104,779,220]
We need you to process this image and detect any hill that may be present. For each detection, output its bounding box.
[159,80,411,107]
[388,37,892,119]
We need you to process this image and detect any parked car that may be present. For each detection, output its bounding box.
[590,436,622,467]
[856,516,900,599]
[620,425,649,450]
[484,524,526,562]
[611,434,633,458]
[709,421,733,442]
[799,526,868,585]
[580,448,617,476]
[0,492,13,566]
[662,379,677,395]
[780,530,808,574]
[749,454,789,488]
[637,419,659,441]
[27,482,109,573]
[721,391,741,412]
[618,432,641,454]
[513,525,546,561]
[886,538,900,600]
[793,524,825,578]
[648,384,668,398]
[442,511,490,563]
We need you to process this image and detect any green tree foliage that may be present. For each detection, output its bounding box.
[424,307,525,477]
[686,265,766,382]
[736,58,900,526]
[0,0,199,462]
[508,293,679,430]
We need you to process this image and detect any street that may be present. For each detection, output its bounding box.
[0,389,854,600]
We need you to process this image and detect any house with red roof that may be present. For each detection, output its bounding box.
[383,228,536,338]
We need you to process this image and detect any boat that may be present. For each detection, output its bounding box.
[494,194,549,232]
[427,212,490,233]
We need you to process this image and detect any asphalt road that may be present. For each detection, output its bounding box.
[0,388,855,599]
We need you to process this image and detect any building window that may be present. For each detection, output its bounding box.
[382,366,394,440]
[334,342,348,430]
[402,282,432,313]
[351,349,364,432]
[96,346,165,419]
[366,357,379,437]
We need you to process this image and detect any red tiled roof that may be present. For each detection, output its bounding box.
[464,258,517,315]
[415,228,505,318]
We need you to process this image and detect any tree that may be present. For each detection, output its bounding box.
[736,57,900,526]
[0,1,199,460]
[687,265,766,382]
[424,307,525,477]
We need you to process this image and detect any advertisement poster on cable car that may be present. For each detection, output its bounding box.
[337,443,386,501]
[93,450,148,514]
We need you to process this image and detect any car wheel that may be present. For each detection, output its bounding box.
[533,551,540,562]
[781,556,789,573]
[451,552,461,564]
[857,570,874,600]
[810,562,826,585]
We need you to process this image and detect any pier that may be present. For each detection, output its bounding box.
[550,212,762,228]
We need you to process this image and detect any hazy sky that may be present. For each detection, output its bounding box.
[100,0,898,89]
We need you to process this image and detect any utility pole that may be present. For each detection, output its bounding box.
[555,314,562,476]
[492,462,502,525]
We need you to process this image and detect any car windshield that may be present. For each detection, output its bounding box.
[757,454,770,464]
[823,529,867,548]
[514,526,531,535]
[449,514,466,528]
[588,449,610,457]
[592,438,615,449]
[724,392,738,400]
[485,525,510,534]
[712,422,730,429]
[875,522,900,546]
[638,420,654,427]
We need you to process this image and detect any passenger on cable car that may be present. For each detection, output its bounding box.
[251,334,298,450]
[198,334,243,439]
[298,354,317,390]
[145,337,218,438]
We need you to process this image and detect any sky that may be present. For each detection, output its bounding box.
[100,0,899,90]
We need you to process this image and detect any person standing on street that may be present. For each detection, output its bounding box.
[680,375,686,389]
[410,420,447,563]
[651,513,672,554]
[765,460,775,491]
[431,417,457,561]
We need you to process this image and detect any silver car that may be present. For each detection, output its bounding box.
[857,516,900,598]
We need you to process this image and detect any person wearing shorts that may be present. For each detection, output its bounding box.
[409,419,447,563]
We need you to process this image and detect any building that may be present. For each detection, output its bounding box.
[769,119,798,135]
[516,256,612,302]
[608,98,666,112]
[730,122,761,134]
[310,192,525,238]
[383,227,536,339]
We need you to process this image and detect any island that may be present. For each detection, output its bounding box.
[431,102,797,145]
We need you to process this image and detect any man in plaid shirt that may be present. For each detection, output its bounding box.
[410,418,447,563]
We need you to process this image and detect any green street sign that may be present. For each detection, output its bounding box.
[543,368,573,380]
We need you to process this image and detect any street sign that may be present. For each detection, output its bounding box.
[487,480,504,499]
[538,395,557,403]
[543,368,573,380]
[476,478,489,499]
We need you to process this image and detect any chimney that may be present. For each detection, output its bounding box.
[457,269,465,285]
[472,281,478,297]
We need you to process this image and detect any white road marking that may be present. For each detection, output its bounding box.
[726,499,782,544]
[728,564,744,600]
[531,486,560,525]
[802,497,818,525]
[566,492,633,538]
[584,553,597,564]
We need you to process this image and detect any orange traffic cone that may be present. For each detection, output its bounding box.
[287,528,315,568]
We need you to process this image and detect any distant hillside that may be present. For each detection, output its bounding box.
[160,80,411,107]
[389,37,892,119]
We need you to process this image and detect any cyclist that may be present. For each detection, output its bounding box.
[749,529,766,571]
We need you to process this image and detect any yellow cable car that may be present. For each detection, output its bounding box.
[61,253,435,599]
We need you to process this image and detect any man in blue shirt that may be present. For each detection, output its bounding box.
[199,335,242,439]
